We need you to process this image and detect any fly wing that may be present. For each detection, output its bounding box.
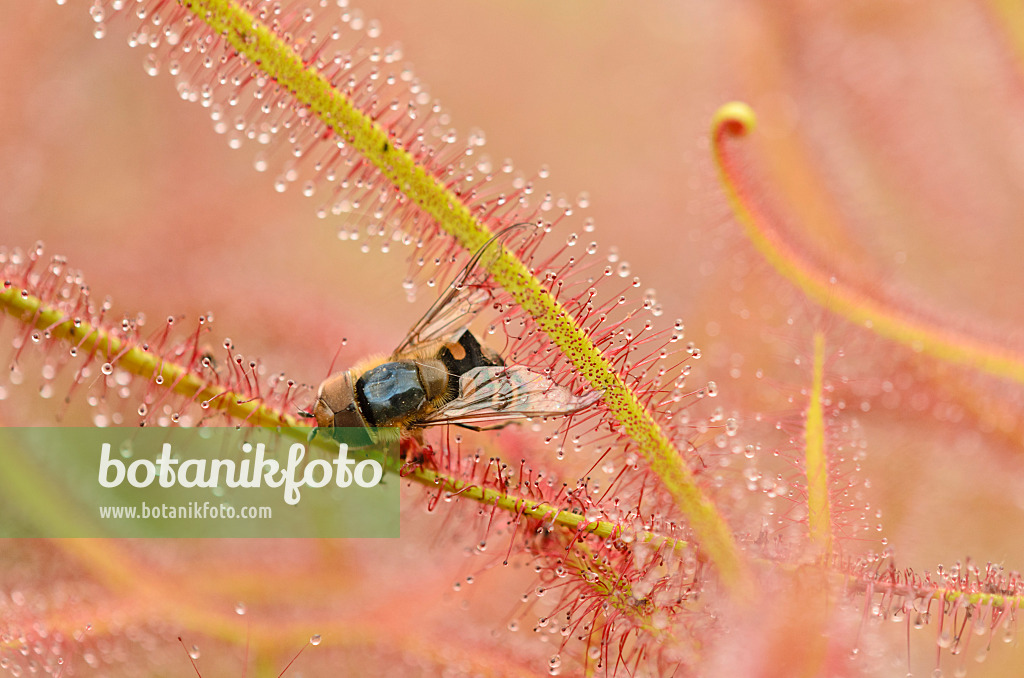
[417,365,603,427]
[391,224,537,357]
[391,285,492,358]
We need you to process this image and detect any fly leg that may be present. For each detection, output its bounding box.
[452,421,519,433]
[296,410,320,442]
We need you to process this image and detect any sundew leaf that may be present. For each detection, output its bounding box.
[712,102,1024,387]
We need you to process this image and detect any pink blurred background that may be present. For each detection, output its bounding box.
[2,1,1024,675]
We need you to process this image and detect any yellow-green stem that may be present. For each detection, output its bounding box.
[1,283,293,429]
[804,331,832,554]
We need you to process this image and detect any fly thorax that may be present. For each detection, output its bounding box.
[355,361,427,427]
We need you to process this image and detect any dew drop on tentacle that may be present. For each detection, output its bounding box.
[143,52,160,76]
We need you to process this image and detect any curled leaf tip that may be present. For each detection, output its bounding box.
[712,102,757,137]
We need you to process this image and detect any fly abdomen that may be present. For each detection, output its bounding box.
[355,361,426,427]
[438,330,504,394]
